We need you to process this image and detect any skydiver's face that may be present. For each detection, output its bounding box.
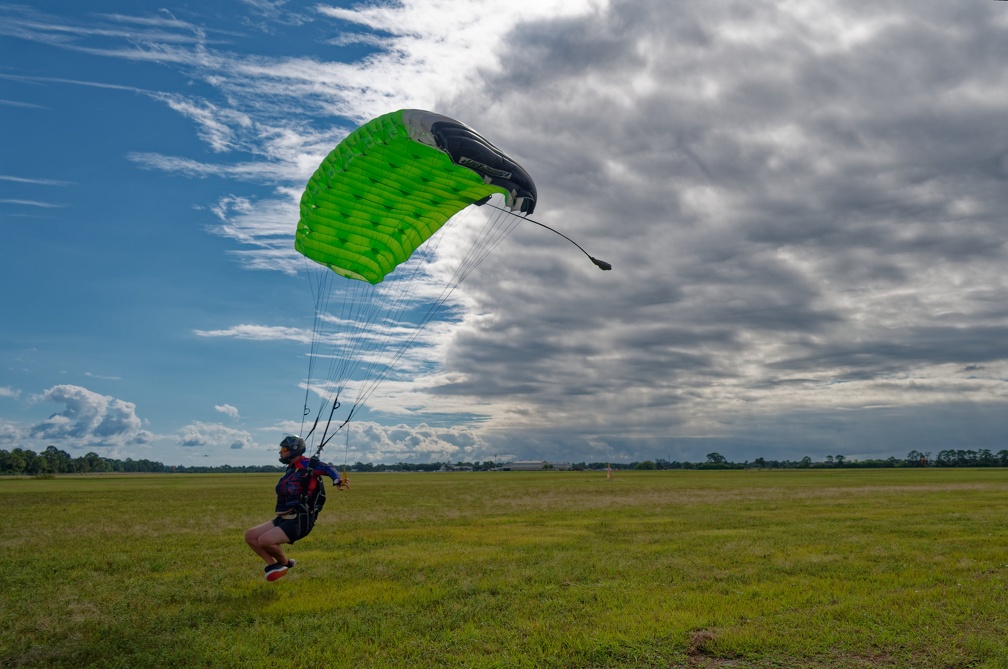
[279,446,290,462]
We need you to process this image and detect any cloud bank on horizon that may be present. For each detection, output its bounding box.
[1,0,1007,465]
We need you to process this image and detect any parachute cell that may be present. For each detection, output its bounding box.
[296,109,536,284]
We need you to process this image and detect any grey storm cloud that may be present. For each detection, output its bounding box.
[431,0,1008,459]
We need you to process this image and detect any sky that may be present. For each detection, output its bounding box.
[2,0,1007,468]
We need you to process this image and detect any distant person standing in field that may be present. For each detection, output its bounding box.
[244,435,345,581]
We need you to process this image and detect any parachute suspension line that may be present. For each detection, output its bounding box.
[311,259,410,450]
[327,149,485,419]
[317,396,343,452]
[325,217,449,423]
[486,203,613,271]
[312,274,371,449]
[344,198,596,419]
[303,199,535,448]
[301,257,336,440]
[323,279,366,398]
[301,250,370,449]
[342,426,350,488]
[346,202,522,415]
[449,200,524,286]
[340,277,430,414]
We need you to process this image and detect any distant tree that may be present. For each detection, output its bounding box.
[72,456,91,473]
[0,449,26,474]
[799,456,812,468]
[42,445,73,473]
[834,455,845,467]
[636,460,656,470]
[85,452,109,472]
[706,452,727,465]
[22,449,49,475]
[753,457,767,469]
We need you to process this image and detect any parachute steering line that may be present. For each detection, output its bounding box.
[484,202,612,272]
[292,109,610,460]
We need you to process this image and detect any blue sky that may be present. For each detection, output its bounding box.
[2,0,1008,467]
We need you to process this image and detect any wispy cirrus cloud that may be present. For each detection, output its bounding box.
[193,324,313,343]
[0,175,73,186]
[0,199,65,208]
[0,98,45,109]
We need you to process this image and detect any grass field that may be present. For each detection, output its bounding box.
[2,468,1006,668]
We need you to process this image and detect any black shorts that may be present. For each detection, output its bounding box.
[271,508,315,543]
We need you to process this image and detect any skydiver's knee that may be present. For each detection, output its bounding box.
[244,527,261,546]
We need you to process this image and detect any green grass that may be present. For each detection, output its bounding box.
[2,469,1007,668]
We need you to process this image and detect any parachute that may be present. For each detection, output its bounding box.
[297,109,536,284]
[294,109,607,454]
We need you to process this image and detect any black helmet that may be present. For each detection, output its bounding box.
[279,435,306,464]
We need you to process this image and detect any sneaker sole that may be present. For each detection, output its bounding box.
[265,566,288,582]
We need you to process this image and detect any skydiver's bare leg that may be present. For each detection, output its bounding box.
[245,521,290,565]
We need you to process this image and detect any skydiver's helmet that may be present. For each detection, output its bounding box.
[279,436,306,464]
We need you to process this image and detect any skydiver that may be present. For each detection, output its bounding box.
[244,435,346,581]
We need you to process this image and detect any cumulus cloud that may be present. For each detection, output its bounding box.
[336,421,487,464]
[0,420,24,442]
[178,422,254,450]
[214,403,240,419]
[28,385,153,447]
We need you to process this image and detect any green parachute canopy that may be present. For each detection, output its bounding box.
[296,109,536,284]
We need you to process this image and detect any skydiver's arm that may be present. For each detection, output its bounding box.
[312,460,342,484]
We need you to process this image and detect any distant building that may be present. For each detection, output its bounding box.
[504,460,572,471]
[507,460,546,471]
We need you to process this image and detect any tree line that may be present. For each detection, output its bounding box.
[0,446,281,475]
[2,446,1007,476]
[627,448,1008,470]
